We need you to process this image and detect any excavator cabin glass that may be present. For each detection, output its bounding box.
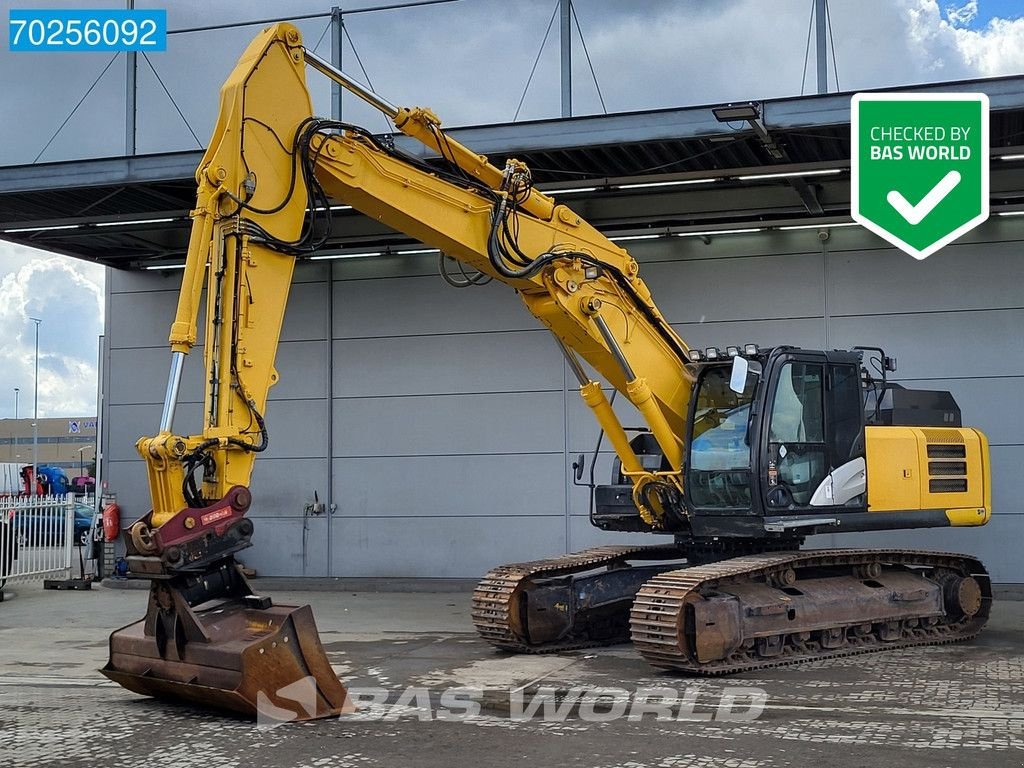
[687,364,757,509]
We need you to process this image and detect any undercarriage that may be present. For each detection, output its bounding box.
[472,543,990,673]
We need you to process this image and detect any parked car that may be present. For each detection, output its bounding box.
[12,501,94,547]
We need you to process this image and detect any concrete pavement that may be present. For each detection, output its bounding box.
[0,578,1022,767]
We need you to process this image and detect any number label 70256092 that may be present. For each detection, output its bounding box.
[9,9,167,52]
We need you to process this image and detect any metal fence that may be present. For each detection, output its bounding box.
[0,493,78,586]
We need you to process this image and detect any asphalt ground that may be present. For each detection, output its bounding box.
[0,578,1021,768]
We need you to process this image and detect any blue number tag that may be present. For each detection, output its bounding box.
[9,9,167,52]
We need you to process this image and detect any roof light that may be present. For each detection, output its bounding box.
[705,347,721,361]
[734,168,843,181]
[547,187,598,195]
[778,222,859,230]
[310,251,383,260]
[744,343,759,356]
[726,346,740,358]
[95,217,176,228]
[4,224,81,233]
[615,178,721,190]
[687,349,703,363]
[676,227,763,237]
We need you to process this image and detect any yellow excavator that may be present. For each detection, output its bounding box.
[102,23,992,719]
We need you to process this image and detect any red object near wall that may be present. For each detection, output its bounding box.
[102,503,121,543]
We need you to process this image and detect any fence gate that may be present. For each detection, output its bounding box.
[0,493,77,589]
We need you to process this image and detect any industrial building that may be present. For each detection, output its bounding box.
[0,416,96,473]
[1,77,1022,582]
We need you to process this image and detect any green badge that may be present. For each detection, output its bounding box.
[852,93,989,260]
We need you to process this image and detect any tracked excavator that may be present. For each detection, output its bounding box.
[103,23,992,719]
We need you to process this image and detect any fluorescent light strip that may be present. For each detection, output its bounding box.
[999,154,1024,161]
[676,227,763,236]
[735,168,843,181]
[546,187,598,195]
[996,210,1024,216]
[615,178,721,190]
[398,248,440,254]
[4,224,81,233]
[95,217,176,228]
[609,234,662,242]
[330,204,352,210]
[144,263,186,270]
[778,222,859,230]
[310,251,383,260]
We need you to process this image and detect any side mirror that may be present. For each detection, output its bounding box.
[572,453,586,482]
[729,355,762,394]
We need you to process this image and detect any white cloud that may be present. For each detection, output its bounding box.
[945,0,979,26]
[0,241,104,418]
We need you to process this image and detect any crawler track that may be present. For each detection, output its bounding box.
[472,544,684,653]
[630,548,991,674]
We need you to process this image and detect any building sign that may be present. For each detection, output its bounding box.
[68,420,96,434]
[852,93,989,260]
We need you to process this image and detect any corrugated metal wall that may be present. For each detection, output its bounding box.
[102,219,1024,581]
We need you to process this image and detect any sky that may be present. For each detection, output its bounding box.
[0,0,1023,417]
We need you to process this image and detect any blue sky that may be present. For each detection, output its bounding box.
[2,0,1024,418]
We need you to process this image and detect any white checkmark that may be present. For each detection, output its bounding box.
[886,170,961,225]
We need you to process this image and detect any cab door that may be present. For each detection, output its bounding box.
[761,352,866,513]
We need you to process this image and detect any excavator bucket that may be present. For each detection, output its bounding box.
[102,563,351,722]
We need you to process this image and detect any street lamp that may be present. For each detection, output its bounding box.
[77,445,93,476]
[29,317,40,497]
[13,387,18,420]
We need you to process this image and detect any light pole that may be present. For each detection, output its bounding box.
[14,387,18,420]
[29,318,40,497]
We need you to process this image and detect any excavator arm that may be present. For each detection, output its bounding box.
[140,22,696,535]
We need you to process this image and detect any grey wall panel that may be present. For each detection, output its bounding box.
[988,446,1023,515]
[332,391,564,457]
[331,454,565,518]
[260,399,328,461]
[829,310,1024,379]
[671,317,826,352]
[247,458,330,519]
[281,281,329,342]
[643,252,825,324]
[269,341,329,401]
[332,330,562,398]
[329,515,567,578]
[333,276,535,338]
[104,459,151,519]
[238,516,330,577]
[108,290,183,349]
[108,346,206,406]
[828,241,1024,316]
